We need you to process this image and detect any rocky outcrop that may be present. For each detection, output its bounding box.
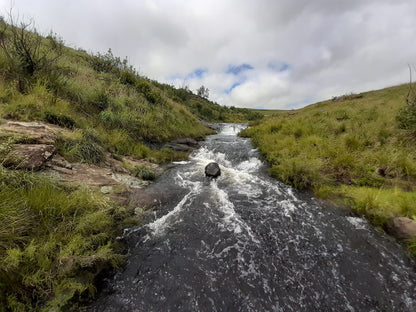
[386,217,416,240]
[0,120,64,144]
[163,138,200,153]
[205,162,221,178]
[3,144,55,170]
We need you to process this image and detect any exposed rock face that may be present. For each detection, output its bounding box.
[3,144,55,170]
[205,162,221,178]
[0,121,63,144]
[386,217,416,240]
[171,138,199,147]
[163,138,200,153]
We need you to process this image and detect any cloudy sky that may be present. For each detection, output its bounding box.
[1,0,416,109]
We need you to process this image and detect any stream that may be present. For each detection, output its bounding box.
[89,123,416,312]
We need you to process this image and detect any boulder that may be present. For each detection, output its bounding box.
[163,137,200,152]
[0,121,60,145]
[386,217,416,240]
[3,144,55,170]
[205,162,221,178]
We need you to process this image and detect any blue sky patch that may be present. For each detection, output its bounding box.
[224,82,242,94]
[226,64,254,75]
[185,68,208,80]
[268,62,290,72]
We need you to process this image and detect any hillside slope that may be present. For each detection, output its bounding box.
[241,84,416,249]
[0,19,263,311]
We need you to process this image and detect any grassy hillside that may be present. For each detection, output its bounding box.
[0,18,262,311]
[241,84,416,245]
[0,19,262,165]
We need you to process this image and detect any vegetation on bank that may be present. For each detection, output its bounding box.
[241,84,416,254]
[0,168,137,311]
[0,15,262,311]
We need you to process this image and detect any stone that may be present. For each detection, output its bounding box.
[49,154,72,169]
[163,143,194,153]
[386,217,416,240]
[3,144,55,170]
[0,121,61,145]
[100,186,113,194]
[171,138,199,147]
[205,162,221,178]
[163,138,200,153]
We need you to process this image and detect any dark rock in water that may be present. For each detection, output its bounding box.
[163,138,200,153]
[205,162,221,178]
[171,138,199,148]
[386,217,416,240]
[163,143,194,153]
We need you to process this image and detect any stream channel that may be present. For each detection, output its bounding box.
[89,123,416,312]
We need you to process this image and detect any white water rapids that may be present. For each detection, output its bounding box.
[89,124,416,312]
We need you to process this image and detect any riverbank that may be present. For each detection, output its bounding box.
[240,84,416,256]
[88,123,416,312]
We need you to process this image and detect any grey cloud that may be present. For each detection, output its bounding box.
[1,0,416,109]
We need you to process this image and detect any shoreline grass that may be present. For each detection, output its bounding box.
[241,84,416,254]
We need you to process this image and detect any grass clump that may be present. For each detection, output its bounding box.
[59,129,105,164]
[0,167,125,311]
[131,165,156,181]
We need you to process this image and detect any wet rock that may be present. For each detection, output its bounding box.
[163,143,194,153]
[205,162,221,178]
[163,138,200,153]
[386,217,416,240]
[3,144,55,170]
[171,138,199,147]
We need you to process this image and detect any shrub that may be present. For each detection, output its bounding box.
[120,69,137,86]
[89,48,128,74]
[397,105,416,131]
[0,16,64,92]
[60,130,104,164]
[43,111,76,129]
[131,165,156,181]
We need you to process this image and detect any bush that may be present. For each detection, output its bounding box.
[89,48,128,74]
[0,16,64,92]
[60,130,104,164]
[131,165,156,181]
[43,111,76,129]
[397,105,416,130]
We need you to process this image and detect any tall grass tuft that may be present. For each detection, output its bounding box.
[0,167,125,310]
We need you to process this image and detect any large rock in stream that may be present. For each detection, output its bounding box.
[386,217,416,240]
[205,162,221,178]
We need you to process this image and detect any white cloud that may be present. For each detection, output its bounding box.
[1,0,416,109]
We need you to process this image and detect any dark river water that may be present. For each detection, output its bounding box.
[89,124,416,312]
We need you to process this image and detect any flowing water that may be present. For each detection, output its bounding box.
[90,124,416,312]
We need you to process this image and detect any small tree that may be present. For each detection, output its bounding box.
[397,66,416,132]
[197,85,209,99]
[0,12,63,92]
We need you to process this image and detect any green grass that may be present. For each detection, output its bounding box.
[0,167,131,311]
[241,84,416,237]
